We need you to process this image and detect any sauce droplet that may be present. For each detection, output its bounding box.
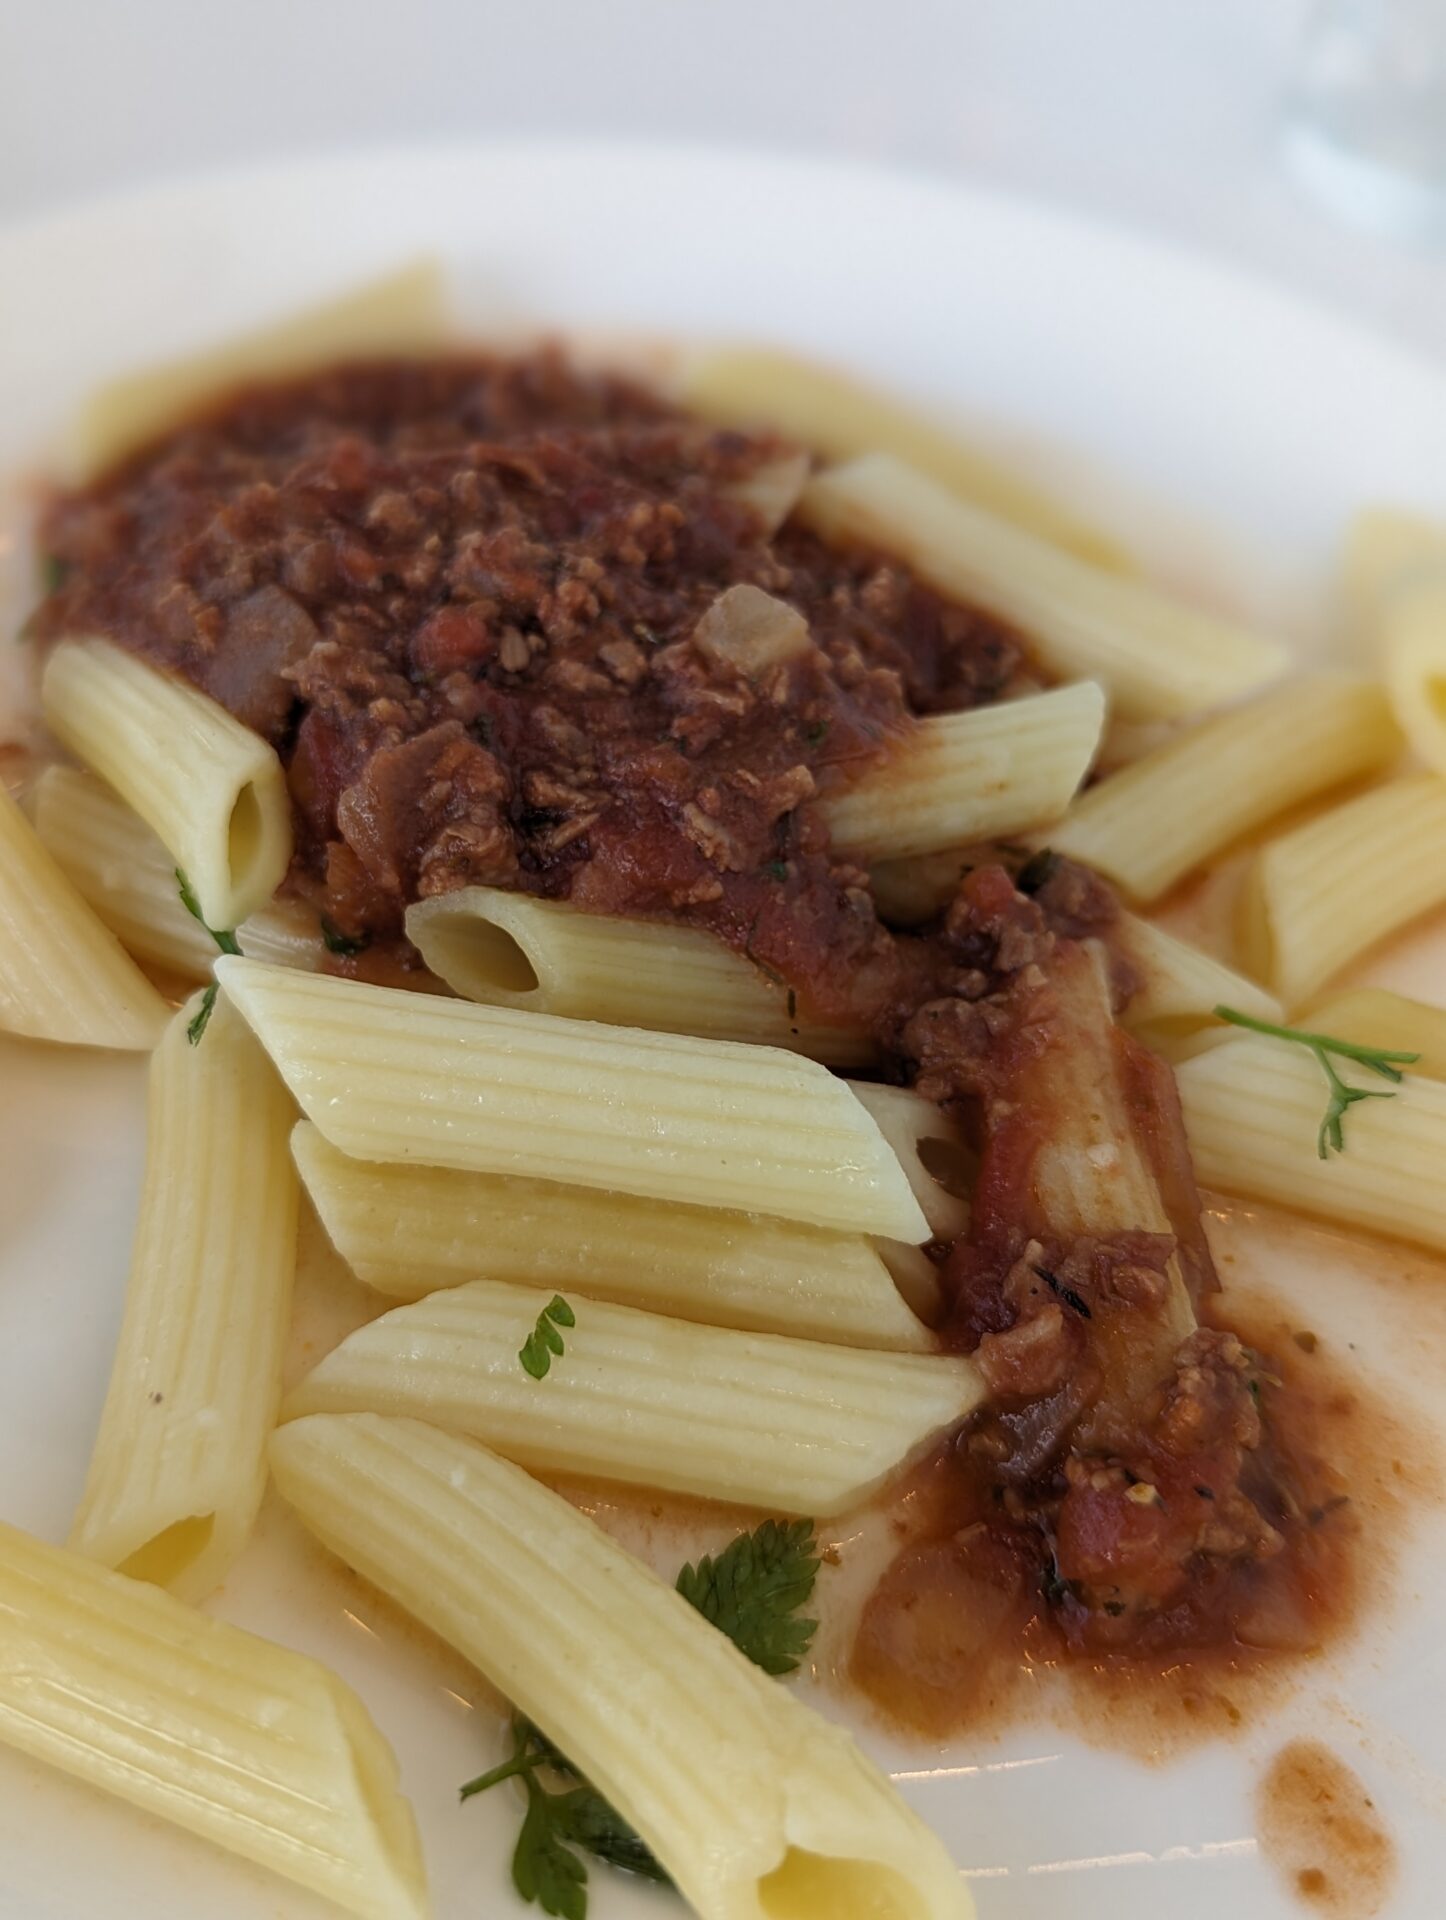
[1256,1739,1395,1916]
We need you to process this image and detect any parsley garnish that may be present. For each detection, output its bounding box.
[176,870,241,1044]
[519,1294,576,1379]
[320,915,369,957]
[803,720,829,747]
[463,1518,821,1913]
[41,553,68,594]
[674,1517,820,1675]
[762,859,788,882]
[1214,1005,1420,1158]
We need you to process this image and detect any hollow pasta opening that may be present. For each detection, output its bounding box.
[118,1513,215,1587]
[227,783,265,892]
[758,1848,925,1920]
[433,917,541,997]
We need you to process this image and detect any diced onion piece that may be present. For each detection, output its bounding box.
[695,585,812,675]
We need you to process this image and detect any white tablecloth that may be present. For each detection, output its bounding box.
[1,0,1442,363]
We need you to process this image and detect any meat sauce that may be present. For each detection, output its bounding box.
[33,349,1363,1734]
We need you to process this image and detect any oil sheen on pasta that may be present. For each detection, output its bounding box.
[32,348,1361,1722]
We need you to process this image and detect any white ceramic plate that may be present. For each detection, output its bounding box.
[1,142,1445,1920]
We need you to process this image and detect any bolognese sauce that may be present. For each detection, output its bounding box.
[32,348,1361,1727]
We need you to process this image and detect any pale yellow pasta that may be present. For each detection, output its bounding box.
[1178,1035,1446,1253]
[1114,915,1283,1058]
[42,638,292,927]
[218,958,928,1239]
[69,994,298,1600]
[271,1414,972,1920]
[844,1082,972,1240]
[1049,674,1400,900]
[34,765,324,977]
[1238,774,1446,1007]
[292,1122,930,1349]
[867,848,970,925]
[1381,574,1446,775]
[680,341,1125,571]
[68,258,450,480]
[404,886,872,1067]
[1300,987,1446,1081]
[723,450,811,534]
[821,682,1105,862]
[1341,504,1446,640]
[0,1517,425,1920]
[802,455,1288,721]
[0,782,167,1050]
[284,1279,975,1513]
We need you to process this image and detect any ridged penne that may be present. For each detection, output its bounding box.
[1381,574,1446,776]
[218,958,929,1240]
[1049,675,1400,900]
[34,764,325,976]
[1300,987,1446,1080]
[41,638,292,928]
[1177,1035,1446,1253]
[404,886,872,1067]
[802,455,1288,721]
[283,1279,976,1513]
[67,258,450,480]
[270,1414,972,1920]
[1340,504,1446,641]
[679,341,1125,570]
[0,781,167,1050]
[821,682,1105,863]
[69,993,299,1601]
[868,848,970,925]
[1116,915,1284,1056]
[0,1517,426,1920]
[844,1082,972,1240]
[1238,774,1446,1007]
[293,1122,930,1348]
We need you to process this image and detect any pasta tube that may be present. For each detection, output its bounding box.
[1177,1035,1446,1253]
[1049,675,1400,900]
[1116,915,1284,1057]
[0,1517,426,1920]
[271,1413,972,1920]
[293,1123,930,1349]
[1238,774,1446,1007]
[404,886,872,1067]
[68,258,450,479]
[680,342,1125,570]
[1381,574,1446,776]
[844,1082,972,1240]
[70,993,299,1601]
[34,764,324,976]
[820,682,1105,863]
[1340,504,1446,640]
[283,1279,978,1513]
[217,958,929,1240]
[802,455,1288,721]
[0,781,167,1050]
[1301,986,1446,1081]
[42,638,292,927]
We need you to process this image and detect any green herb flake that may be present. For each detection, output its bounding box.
[803,720,829,748]
[519,1294,576,1379]
[175,870,241,1045]
[186,982,219,1046]
[1214,1005,1420,1159]
[674,1517,821,1676]
[320,915,369,957]
[762,859,789,882]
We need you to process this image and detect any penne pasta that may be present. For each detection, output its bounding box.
[868,847,970,925]
[1049,674,1400,900]
[218,957,930,1240]
[0,1517,426,1920]
[69,993,299,1601]
[404,886,872,1066]
[802,454,1288,721]
[1340,504,1446,641]
[1380,573,1446,776]
[41,638,292,928]
[1238,774,1446,1007]
[1300,987,1446,1081]
[270,1413,972,1920]
[821,682,1105,863]
[844,1082,972,1240]
[0,781,167,1050]
[282,1278,978,1513]
[1177,1035,1446,1253]
[1115,915,1283,1058]
[293,1122,930,1348]
[34,764,324,977]
[68,258,451,480]
[679,341,1126,570]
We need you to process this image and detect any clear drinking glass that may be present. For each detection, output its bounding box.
[1283,0,1446,240]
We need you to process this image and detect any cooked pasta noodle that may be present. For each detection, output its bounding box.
[271,1413,972,1920]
